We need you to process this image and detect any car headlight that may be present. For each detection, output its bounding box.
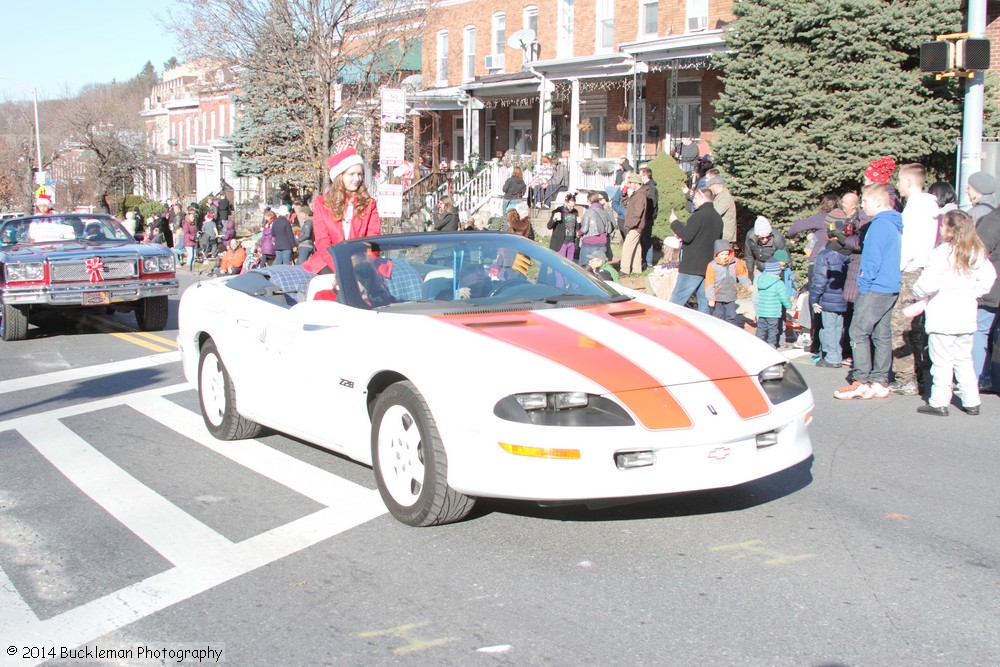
[514,392,589,411]
[143,255,175,273]
[496,392,634,426]
[758,362,809,404]
[4,262,44,282]
[759,363,785,382]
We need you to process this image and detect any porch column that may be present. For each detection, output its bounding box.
[568,78,581,191]
[537,76,554,165]
[469,105,482,161]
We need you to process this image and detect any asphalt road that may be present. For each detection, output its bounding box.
[0,273,997,667]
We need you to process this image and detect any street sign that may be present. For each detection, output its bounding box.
[377,183,403,218]
[381,88,406,125]
[379,131,406,166]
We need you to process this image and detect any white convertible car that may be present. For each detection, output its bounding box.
[178,232,813,526]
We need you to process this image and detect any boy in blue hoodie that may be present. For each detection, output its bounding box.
[834,183,902,400]
[754,258,792,347]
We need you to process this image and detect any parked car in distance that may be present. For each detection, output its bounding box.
[0,214,178,341]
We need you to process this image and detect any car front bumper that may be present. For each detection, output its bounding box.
[443,398,814,502]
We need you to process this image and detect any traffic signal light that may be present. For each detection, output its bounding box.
[920,41,952,73]
[956,38,990,70]
[920,34,991,78]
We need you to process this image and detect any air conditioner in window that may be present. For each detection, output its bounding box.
[484,53,505,70]
[687,15,708,32]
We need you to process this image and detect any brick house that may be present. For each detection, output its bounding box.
[409,0,731,189]
[140,61,257,205]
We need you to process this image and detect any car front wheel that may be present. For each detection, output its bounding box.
[371,381,475,526]
[0,303,28,341]
[198,339,262,440]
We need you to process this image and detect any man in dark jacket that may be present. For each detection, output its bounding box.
[638,166,658,269]
[216,192,231,223]
[270,206,296,265]
[668,188,724,312]
[973,207,1000,389]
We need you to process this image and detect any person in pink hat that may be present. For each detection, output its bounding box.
[303,146,381,274]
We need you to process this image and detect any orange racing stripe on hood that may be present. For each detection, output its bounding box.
[432,312,693,430]
[589,303,770,420]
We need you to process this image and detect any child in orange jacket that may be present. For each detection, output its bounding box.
[705,239,752,326]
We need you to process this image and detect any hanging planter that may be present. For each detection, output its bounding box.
[577,119,593,132]
[616,116,633,132]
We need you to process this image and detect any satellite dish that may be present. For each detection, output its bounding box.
[507,29,537,51]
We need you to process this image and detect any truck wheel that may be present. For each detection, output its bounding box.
[0,303,28,341]
[135,295,168,331]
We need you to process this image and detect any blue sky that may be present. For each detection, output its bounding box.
[0,0,180,101]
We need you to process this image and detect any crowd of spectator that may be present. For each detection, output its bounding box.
[148,144,998,416]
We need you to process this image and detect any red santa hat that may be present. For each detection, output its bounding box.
[864,156,896,184]
[326,147,365,182]
[35,196,52,208]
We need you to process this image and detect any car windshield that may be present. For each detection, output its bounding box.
[0,215,133,246]
[328,232,628,312]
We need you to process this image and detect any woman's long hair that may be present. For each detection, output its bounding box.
[941,209,987,274]
[324,171,372,222]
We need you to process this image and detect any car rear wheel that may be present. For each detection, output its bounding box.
[135,295,168,331]
[371,381,475,526]
[0,303,28,341]
[198,339,262,440]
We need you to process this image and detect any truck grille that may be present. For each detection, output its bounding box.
[49,258,137,282]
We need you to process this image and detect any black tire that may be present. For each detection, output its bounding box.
[135,295,169,331]
[0,303,28,341]
[371,381,475,527]
[198,339,262,440]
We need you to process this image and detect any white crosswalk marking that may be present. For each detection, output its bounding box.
[15,418,235,567]
[0,363,387,666]
[0,351,180,396]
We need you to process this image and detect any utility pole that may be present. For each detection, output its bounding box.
[959,0,987,207]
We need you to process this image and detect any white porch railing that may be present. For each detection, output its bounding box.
[573,167,617,194]
[452,161,511,218]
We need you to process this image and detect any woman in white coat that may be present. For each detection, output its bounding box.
[911,210,997,416]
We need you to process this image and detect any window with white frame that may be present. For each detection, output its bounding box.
[524,6,538,36]
[640,0,658,38]
[463,26,475,81]
[490,13,506,71]
[436,30,449,84]
[686,0,709,32]
[557,0,574,59]
[595,0,614,52]
[520,5,538,64]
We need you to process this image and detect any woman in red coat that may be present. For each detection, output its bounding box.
[303,146,381,274]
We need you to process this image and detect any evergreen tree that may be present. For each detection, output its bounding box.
[229,14,320,191]
[712,0,964,228]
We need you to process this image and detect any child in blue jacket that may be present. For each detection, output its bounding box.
[753,259,793,347]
